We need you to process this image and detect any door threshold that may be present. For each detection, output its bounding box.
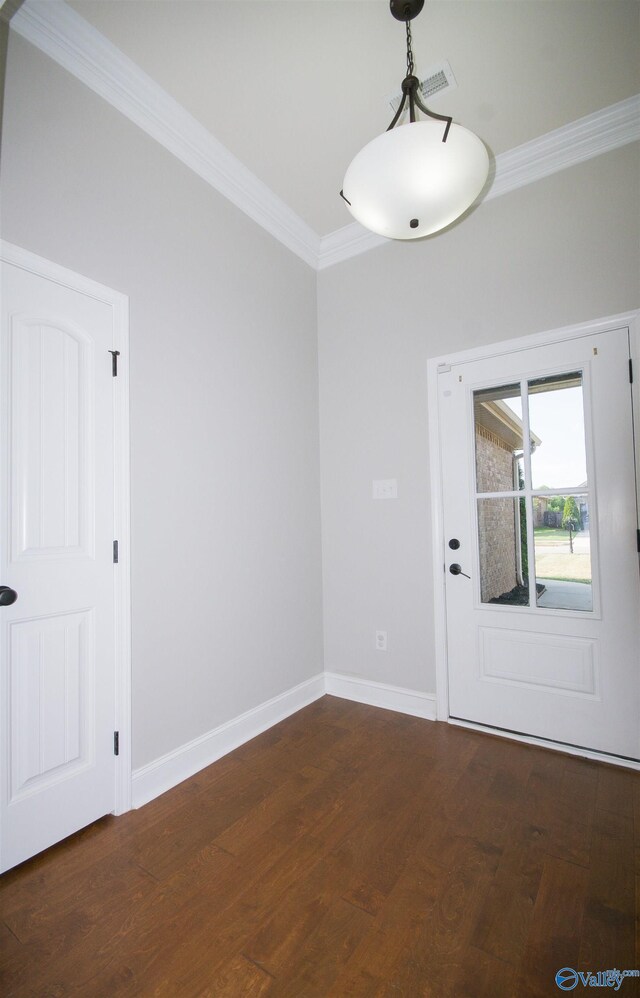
[448,716,640,770]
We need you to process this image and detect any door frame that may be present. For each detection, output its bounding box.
[427,310,640,765]
[1,240,132,816]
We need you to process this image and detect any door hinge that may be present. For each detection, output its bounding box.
[114,731,120,756]
[630,358,633,384]
[109,350,120,377]
[113,540,119,564]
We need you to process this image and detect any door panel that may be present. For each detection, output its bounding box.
[11,316,93,561]
[1,261,116,871]
[10,609,94,800]
[477,627,597,698]
[440,328,640,759]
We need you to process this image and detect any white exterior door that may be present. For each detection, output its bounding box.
[0,253,124,871]
[438,326,640,760]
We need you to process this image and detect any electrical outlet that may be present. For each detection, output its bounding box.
[375,630,387,652]
[372,479,398,500]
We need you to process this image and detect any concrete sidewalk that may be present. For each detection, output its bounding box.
[536,578,592,611]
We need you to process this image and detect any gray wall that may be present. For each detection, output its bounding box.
[3,31,639,774]
[318,145,640,696]
[1,36,323,769]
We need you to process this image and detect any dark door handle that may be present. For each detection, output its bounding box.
[0,586,18,606]
[449,564,471,579]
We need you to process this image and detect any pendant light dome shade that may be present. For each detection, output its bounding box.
[342,119,489,240]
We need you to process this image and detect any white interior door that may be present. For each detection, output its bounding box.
[439,326,640,760]
[1,257,119,871]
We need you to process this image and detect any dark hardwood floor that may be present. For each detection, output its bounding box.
[1,696,638,997]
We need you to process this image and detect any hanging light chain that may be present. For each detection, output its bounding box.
[405,18,414,76]
[385,0,453,139]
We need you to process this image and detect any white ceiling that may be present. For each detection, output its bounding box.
[60,1,639,237]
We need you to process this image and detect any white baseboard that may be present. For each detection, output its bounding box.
[131,671,437,809]
[324,671,437,720]
[130,660,636,810]
[131,673,325,808]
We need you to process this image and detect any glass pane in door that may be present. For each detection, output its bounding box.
[477,497,528,605]
[528,372,587,490]
[474,384,524,493]
[534,495,592,611]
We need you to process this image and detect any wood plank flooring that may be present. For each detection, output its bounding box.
[1,696,638,997]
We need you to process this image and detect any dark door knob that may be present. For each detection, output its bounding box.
[449,564,471,579]
[448,538,460,550]
[0,586,18,606]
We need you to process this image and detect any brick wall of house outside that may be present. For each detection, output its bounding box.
[475,424,518,601]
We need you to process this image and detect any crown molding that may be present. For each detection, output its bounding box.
[0,0,26,24]
[318,224,388,270]
[486,93,640,202]
[316,94,640,270]
[11,1,640,273]
[11,0,320,268]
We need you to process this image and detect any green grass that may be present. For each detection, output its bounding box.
[533,527,577,546]
[535,551,591,582]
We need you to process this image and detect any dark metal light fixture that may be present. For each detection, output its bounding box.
[341,0,489,240]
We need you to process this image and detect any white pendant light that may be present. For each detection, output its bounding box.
[341,0,489,241]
